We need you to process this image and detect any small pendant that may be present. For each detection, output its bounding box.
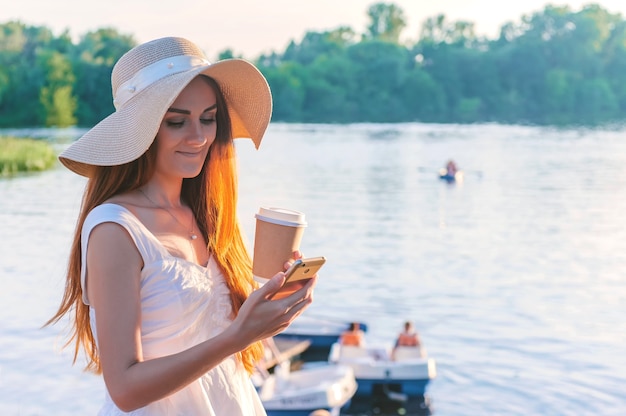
[190,234,198,240]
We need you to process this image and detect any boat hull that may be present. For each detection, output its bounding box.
[438,169,464,182]
[348,358,436,397]
[328,343,437,399]
[352,377,431,397]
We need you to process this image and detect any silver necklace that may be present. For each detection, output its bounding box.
[138,188,198,240]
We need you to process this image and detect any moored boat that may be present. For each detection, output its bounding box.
[328,342,436,401]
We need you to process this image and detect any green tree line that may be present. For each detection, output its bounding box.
[1,2,625,127]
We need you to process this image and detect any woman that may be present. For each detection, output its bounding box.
[46,37,316,415]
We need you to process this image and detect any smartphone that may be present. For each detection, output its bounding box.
[284,256,326,282]
[270,256,326,300]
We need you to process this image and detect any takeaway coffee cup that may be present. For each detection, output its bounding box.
[253,207,307,283]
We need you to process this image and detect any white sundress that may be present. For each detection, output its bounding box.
[80,203,266,416]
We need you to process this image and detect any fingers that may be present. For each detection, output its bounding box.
[259,272,286,299]
[276,275,316,309]
[264,282,314,337]
[282,250,303,272]
[281,291,314,325]
[240,272,316,342]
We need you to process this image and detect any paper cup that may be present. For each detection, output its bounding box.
[253,207,307,283]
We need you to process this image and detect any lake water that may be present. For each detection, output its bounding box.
[1,123,625,415]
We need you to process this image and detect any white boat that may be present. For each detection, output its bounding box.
[328,342,436,401]
[253,361,358,416]
[439,168,464,182]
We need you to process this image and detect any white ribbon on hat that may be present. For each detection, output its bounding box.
[113,55,210,110]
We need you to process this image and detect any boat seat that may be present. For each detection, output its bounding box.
[338,345,370,360]
[393,346,424,361]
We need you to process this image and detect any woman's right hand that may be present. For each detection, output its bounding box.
[227,270,317,350]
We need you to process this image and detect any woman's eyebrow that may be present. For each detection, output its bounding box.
[167,104,217,115]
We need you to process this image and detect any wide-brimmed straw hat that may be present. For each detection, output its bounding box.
[59,36,272,177]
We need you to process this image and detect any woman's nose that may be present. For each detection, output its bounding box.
[188,121,208,145]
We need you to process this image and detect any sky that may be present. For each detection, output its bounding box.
[4,0,626,60]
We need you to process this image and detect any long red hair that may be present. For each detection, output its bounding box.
[46,76,264,374]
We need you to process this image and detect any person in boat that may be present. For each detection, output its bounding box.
[392,321,426,359]
[340,322,365,347]
[45,36,317,415]
[395,321,422,347]
[445,159,458,176]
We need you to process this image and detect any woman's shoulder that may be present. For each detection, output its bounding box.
[89,191,147,221]
[103,190,143,206]
[86,203,132,222]
[85,201,146,233]
[83,203,156,260]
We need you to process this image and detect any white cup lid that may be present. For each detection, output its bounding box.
[255,207,307,227]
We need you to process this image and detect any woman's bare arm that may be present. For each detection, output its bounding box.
[87,222,315,412]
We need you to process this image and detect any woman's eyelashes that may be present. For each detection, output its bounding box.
[166,119,185,128]
[165,116,216,129]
